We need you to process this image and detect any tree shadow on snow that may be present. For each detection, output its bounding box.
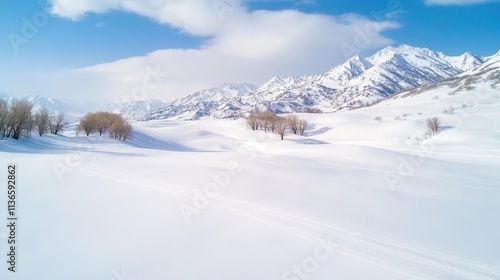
[123,130,203,152]
[304,125,333,137]
[289,139,329,145]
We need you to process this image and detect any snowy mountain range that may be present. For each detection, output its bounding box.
[0,94,76,114]
[2,45,498,122]
[387,49,500,101]
[109,99,171,121]
[146,44,494,121]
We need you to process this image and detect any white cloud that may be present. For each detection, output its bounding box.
[50,0,246,36]
[45,0,399,104]
[424,0,500,5]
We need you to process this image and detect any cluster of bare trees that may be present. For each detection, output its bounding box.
[246,111,308,140]
[77,112,132,141]
[0,98,67,140]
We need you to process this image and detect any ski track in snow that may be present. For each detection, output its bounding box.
[80,163,500,280]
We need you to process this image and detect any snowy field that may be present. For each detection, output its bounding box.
[1,83,500,280]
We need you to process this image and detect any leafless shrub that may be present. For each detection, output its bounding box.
[394,115,402,120]
[77,113,97,136]
[260,111,279,132]
[0,99,9,139]
[298,119,308,135]
[246,111,280,132]
[375,116,383,122]
[443,106,455,115]
[78,112,132,141]
[286,115,299,134]
[109,119,133,141]
[9,98,33,140]
[34,106,50,136]
[246,112,259,131]
[275,117,287,140]
[49,112,67,135]
[246,111,308,140]
[426,117,441,135]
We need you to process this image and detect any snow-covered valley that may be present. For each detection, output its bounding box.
[1,57,500,279]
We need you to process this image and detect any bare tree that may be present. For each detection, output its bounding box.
[298,119,308,135]
[0,99,9,139]
[79,112,132,141]
[34,106,50,136]
[246,113,259,131]
[78,113,97,136]
[120,121,133,141]
[95,112,112,135]
[10,98,33,140]
[49,112,67,135]
[26,111,34,133]
[109,119,133,141]
[275,118,287,140]
[286,115,299,134]
[426,117,441,134]
[260,111,278,132]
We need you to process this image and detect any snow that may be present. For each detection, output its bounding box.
[147,45,492,120]
[113,99,171,121]
[1,66,500,280]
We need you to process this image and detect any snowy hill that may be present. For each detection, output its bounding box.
[146,45,489,120]
[2,59,500,279]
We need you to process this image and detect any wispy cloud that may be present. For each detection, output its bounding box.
[44,0,399,103]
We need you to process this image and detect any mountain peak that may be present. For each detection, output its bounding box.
[145,44,497,121]
[350,54,362,61]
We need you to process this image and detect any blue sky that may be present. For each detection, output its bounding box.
[1,0,499,103]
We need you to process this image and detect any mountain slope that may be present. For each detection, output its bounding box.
[113,99,171,121]
[148,83,258,120]
[0,93,79,114]
[386,50,500,102]
[146,45,489,121]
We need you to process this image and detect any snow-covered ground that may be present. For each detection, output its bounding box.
[1,81,500,280]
